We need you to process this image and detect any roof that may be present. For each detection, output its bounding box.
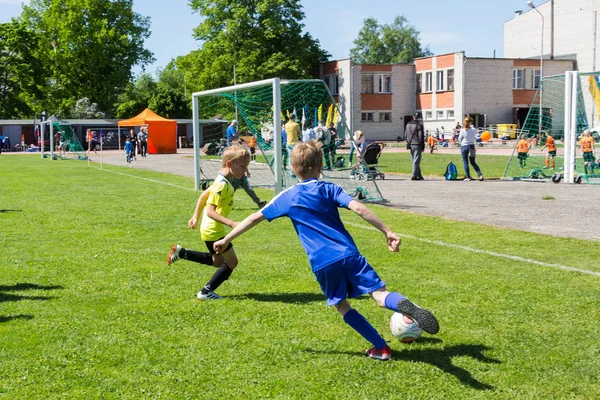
[118,108,176,125]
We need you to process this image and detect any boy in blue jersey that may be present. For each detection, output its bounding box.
[125,137,133,167]
[167,145,250,300]
[214,141,439,360]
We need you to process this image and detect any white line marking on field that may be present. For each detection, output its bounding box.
[346,222,600,277]
[94,167,196,191]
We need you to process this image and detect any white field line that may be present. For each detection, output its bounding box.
[93,166,196,191]
[91,165,599,278]
[346,222,600,278]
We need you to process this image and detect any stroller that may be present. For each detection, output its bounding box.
[357,142,385,180]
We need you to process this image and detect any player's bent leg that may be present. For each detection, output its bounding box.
[369,287,391,308]
[334,299,352,315]
[213,247,239,269]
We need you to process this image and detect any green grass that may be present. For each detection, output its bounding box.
[2,155,599,399]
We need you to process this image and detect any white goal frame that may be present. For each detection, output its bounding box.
[191,78,284,193]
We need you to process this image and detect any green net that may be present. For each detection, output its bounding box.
[49,118,88,160]
[195,79,387,202]
[503,72,600,184]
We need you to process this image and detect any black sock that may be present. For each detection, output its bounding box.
[181,248,213,266]
[201,264,233,294]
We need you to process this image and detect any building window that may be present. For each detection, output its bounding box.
[532,69,540,89]
[361,112,374,121]
[437,110,445,119]
[425,111,433,120]
[447,69,454,91]
[425,72,432,92]
[379,112,391,122]
[447,109,454,119]
[416,74,422,93]
[378,74,391,93]
[436,70,444,91]
[513,69,524,89]
[325,75,339,95]
[361,75,374,93]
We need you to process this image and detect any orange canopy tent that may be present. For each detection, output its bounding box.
[118,108,177,154]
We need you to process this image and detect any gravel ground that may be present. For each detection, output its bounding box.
[86,148,600,241]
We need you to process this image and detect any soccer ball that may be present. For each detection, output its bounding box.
[390,312,423,343]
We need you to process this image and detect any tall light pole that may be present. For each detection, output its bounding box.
[528,1,544,136]
[223,28,239,122]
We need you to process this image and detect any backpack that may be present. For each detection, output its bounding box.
[445,162,458,180]
[333,156,345,168]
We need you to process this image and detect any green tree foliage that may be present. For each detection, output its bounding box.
[181,0,330,91]
[115,72,156,118]
[350,16,432,64]
[0,20,46,119]
[148,84,189,119]
[20,0,154,116]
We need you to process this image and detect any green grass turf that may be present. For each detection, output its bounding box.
[2,155,599,399]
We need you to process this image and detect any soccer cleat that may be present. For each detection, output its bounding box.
[365,345,392,361]
[197,290,223,300]
[397,299,439,334]
[167,244,182,265]
[257,200,267,208]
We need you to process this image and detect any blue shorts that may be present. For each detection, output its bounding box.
[314,255,385,306]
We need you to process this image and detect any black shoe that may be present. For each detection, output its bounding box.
[417,176,424,180]
[257,200,267,208]
[397,299,439,334]
[411,177,419,181]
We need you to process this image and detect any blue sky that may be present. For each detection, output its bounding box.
[1,0,542,75]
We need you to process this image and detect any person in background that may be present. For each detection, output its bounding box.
[226,120,238,146]
[138,127,148,157]
[516,134,530,169]
[458,116,484,181]
[348,130,365,165]
[405,112,425,181]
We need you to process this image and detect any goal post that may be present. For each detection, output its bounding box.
[191,78,386,202]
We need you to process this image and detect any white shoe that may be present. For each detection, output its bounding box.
[197,290,223,300]
[167,244,182,265]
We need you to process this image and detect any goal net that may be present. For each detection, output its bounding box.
[191,78,386,202]
[502,72,600,184]
[40,117,88,161]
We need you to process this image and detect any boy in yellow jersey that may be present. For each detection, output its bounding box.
[540,133,557,169]
[167,145,250,300]
[579,130,596,174]
[516,135,530,168]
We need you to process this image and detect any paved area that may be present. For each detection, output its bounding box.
[87,148,600,241]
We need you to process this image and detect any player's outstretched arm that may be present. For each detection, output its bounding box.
[188,189,210,229]
[214,211,266,254]
[347,200,400,252]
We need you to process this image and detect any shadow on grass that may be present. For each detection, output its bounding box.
[0,283,63,304]
[0,315,34,323]
[0,209,23,213]
[228,292,325,303]
[306,343,500,390]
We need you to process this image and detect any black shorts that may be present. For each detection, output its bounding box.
[204,237,233,255]
[250,147,256,154]
[518,152,528,160]
[583,152,595,162]
[548,150,556,157]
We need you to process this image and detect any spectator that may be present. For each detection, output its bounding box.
[405,112,425,181]
[458,116,484,181]
[226,120,238,146]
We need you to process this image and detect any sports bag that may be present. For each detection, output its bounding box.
[445,162,458,180]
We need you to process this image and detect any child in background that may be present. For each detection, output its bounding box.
[168,145,250,300]
[249,135,257,162]
[125,137,133,167]
[427,133,437,153]
[516,135,530,168]
[540,133,556,170]
[214,141,439,361]
[579,130,596,174]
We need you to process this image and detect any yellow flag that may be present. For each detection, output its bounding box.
[280,111,285,122]
[325,104,334,126]
[318,104,323,122]
[333,107,339,125]
[589,75,600,116]
[286,109,290,119]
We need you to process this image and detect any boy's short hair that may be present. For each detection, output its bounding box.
[222,144,249,167]
[291,140,323,178]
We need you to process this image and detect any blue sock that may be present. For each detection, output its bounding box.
[343,309,387,349]
[384,292,406,312]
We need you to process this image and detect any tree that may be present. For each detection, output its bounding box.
[20,0,154,115]
[182,0,330,91]
[0,20,47,119]
[350,16,432,64]
[148,84,189,119]
[70,97,105,119]
[115,72,156,118]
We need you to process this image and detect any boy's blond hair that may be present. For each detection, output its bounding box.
[222,144,250,167]
[291,140,323,178]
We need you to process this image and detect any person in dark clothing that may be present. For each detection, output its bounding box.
[405,113,425,180]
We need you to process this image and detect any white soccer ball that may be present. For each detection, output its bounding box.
[390,312,423,343]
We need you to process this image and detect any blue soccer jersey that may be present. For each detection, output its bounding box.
[261,179,359,271]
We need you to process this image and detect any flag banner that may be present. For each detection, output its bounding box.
[325,104,334,126]
[301,106,307,128]
[318,104,323,122]
[589,75,600,116]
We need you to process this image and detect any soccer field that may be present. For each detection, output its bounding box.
[1,155,599,399]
